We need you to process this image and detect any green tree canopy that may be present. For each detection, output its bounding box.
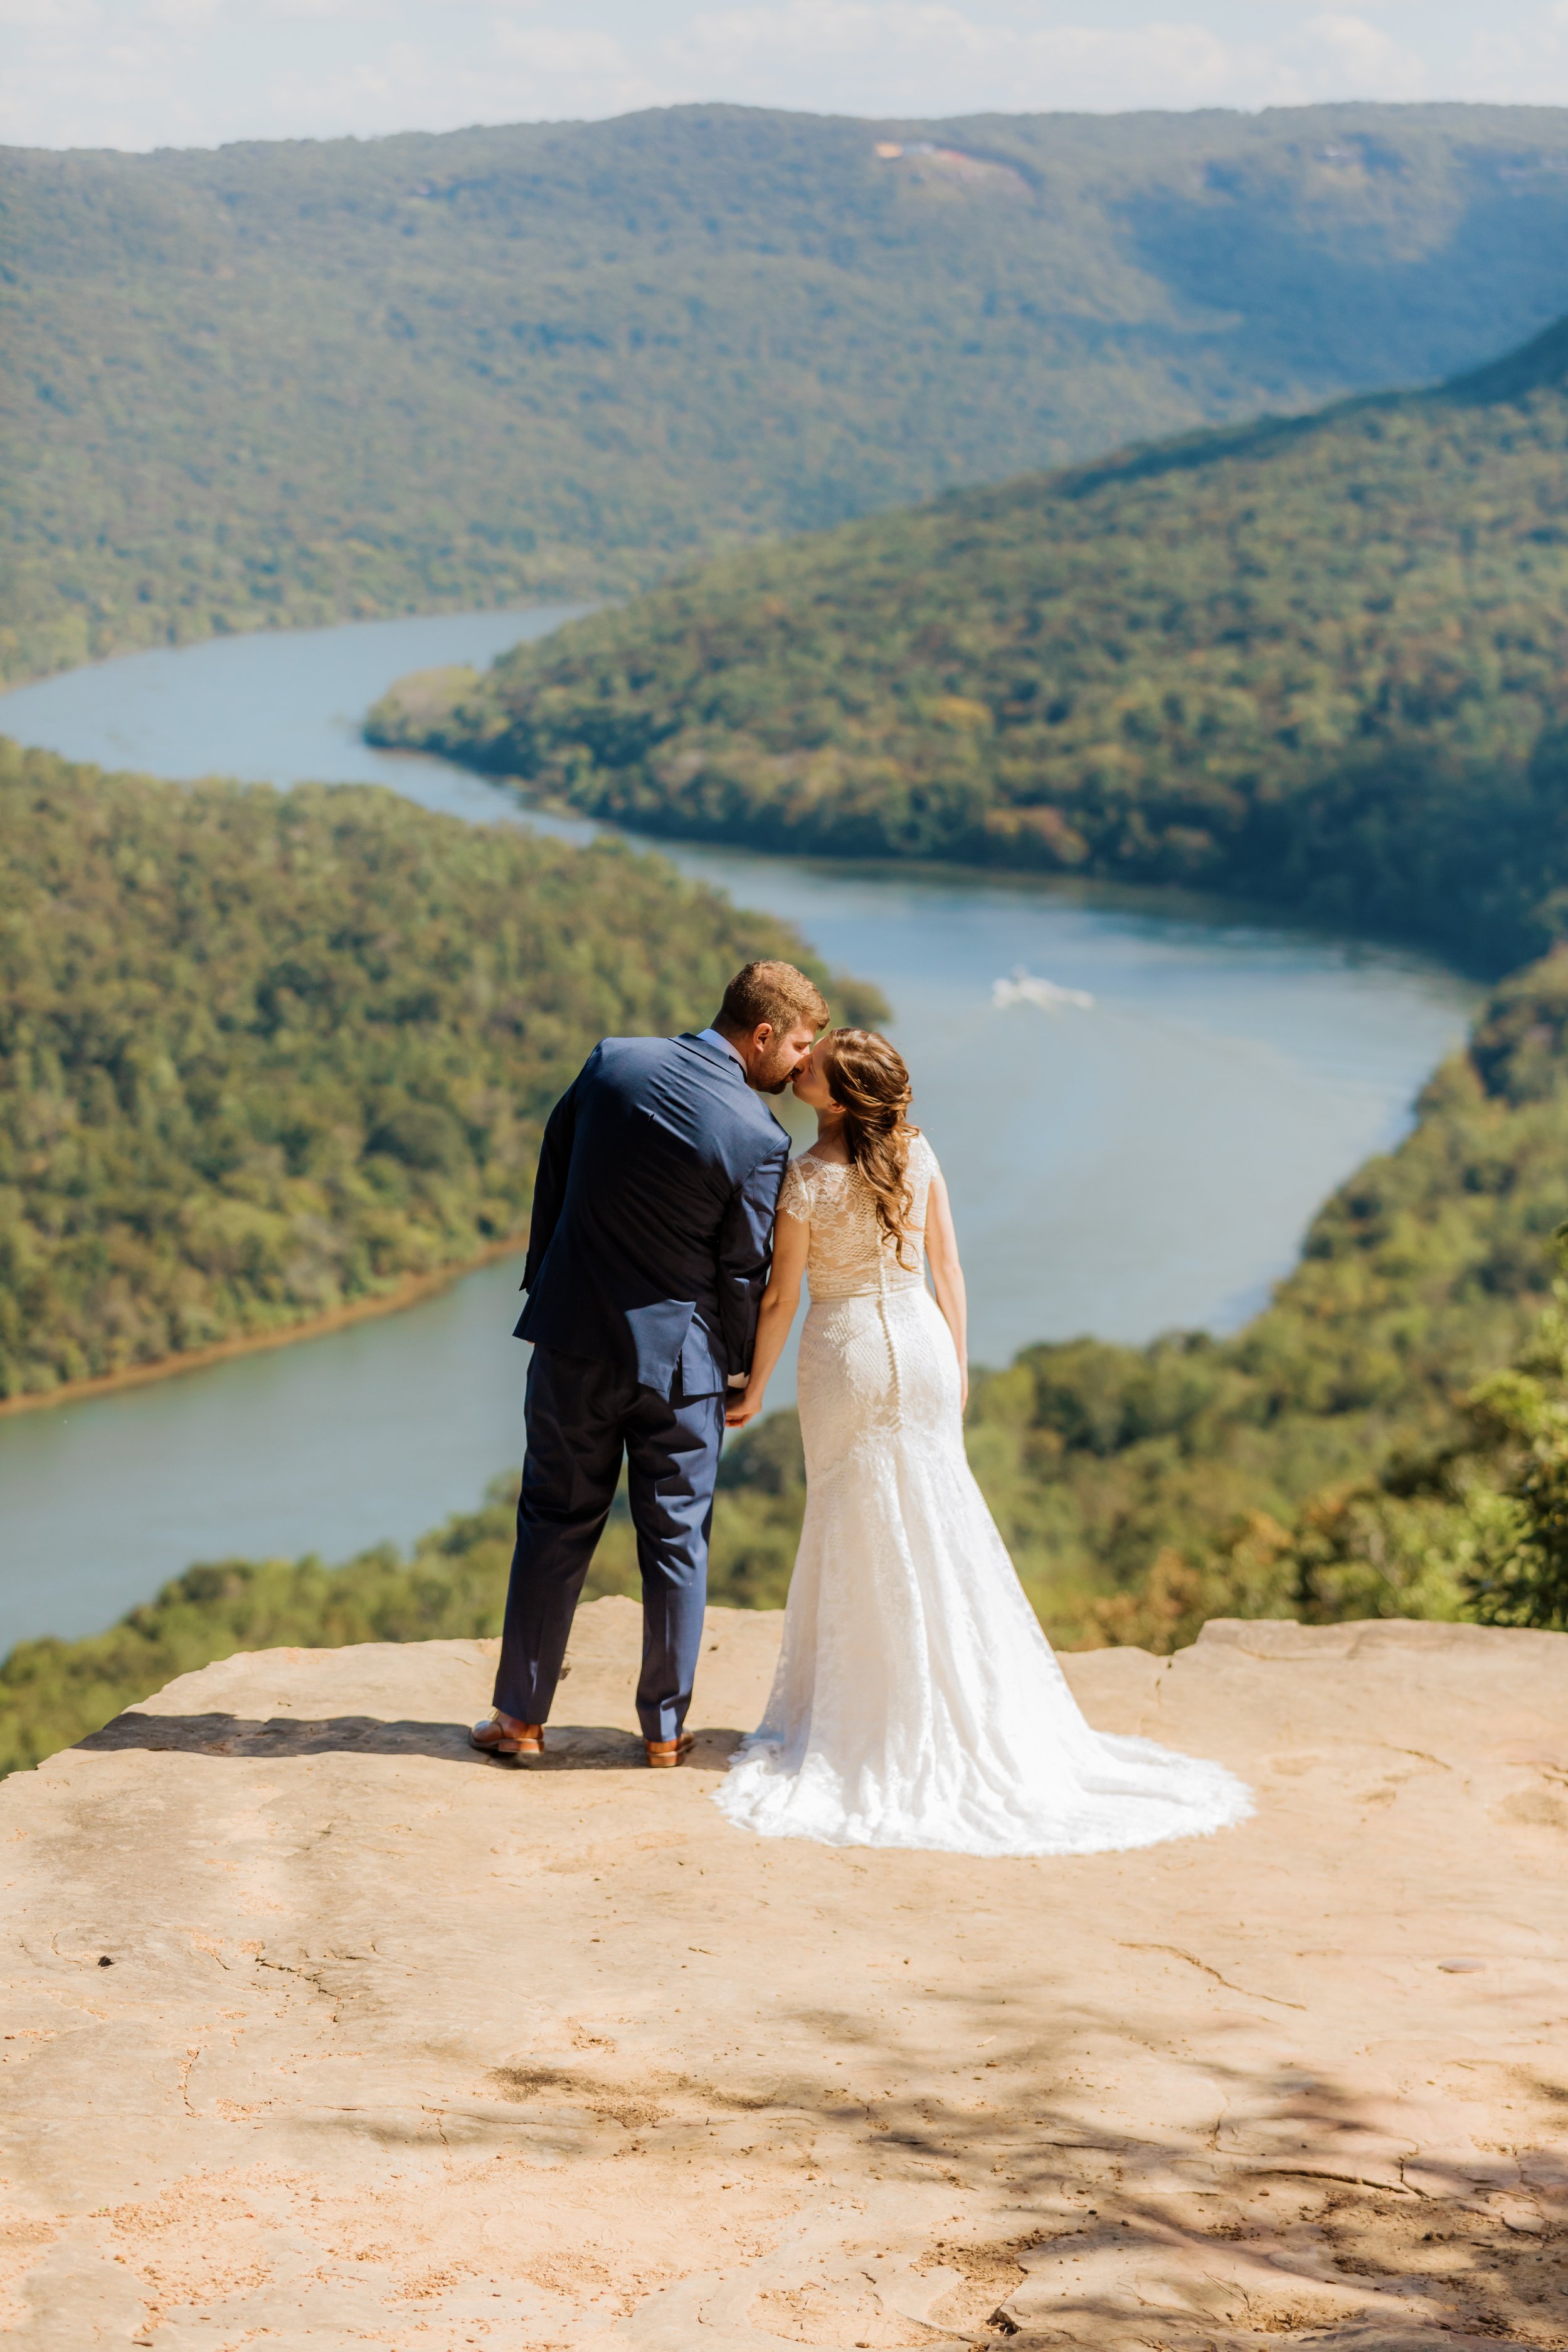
[0,738,874,1401]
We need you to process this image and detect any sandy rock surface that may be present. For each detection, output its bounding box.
[1,1602,1565,2350]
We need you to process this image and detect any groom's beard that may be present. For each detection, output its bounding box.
[751,1054,808,1095]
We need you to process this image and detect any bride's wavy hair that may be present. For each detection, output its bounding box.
[821,1029,920,1268]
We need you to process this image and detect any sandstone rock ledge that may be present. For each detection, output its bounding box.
[2,1603,1565,2351]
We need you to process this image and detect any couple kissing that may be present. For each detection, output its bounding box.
[472,960,1252,1857]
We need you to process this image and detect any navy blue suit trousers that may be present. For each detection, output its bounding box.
[492,1345,724,1741]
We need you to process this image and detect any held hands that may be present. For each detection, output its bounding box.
[725,1385,763,1430]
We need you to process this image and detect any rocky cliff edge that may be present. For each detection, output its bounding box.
[2,1602,1565,2349]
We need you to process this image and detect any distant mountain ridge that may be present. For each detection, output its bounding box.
[1062,302,1568,491]
[371,302,1568,972]
[6,102,1568,685]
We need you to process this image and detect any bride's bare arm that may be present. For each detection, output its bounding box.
[924,1169,969,1411]
[725,1207,809,1428]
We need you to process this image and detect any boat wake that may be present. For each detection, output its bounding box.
[992,966,1095,1013]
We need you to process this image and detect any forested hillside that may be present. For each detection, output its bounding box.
[379,309,1568,972]
[8,103,1568,685]
[10,946,1568,1774]
[0,738,869,1402]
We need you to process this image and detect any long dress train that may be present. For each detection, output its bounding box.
[712,1136,1253,1857]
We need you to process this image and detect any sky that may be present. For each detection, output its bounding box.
[4,0,1568,154]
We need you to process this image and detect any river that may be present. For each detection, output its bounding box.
[0,610,1478,1653]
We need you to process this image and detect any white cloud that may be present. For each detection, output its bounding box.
[490,25,659,116]
[1297,11,1427,97]
[264,0,374,16]
[677,2,1241,110]
[142,0,225,25]
[0,0,97,26]
[673,4,1243,113]
[664,1,1446,115]
[0,0,76,20]
[491,23,638,75]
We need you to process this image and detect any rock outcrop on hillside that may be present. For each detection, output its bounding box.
[1,1601,1564,2348]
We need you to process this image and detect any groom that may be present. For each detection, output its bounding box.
[473,960,830,1767]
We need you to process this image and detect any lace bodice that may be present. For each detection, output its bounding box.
[778,1132,938,1301]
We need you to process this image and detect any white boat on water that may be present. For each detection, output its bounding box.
[992,966,1095,1013]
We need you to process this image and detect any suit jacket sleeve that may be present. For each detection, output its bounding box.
[521,1054,590,1292]
[716,1130,791,1379]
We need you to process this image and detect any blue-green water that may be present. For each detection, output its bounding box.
[0,611,1478,1650]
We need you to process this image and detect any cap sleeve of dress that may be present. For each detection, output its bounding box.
[777,1157,813,1224]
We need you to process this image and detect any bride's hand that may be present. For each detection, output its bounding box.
[725,1386,763,1429]
[960,1362,970,1414]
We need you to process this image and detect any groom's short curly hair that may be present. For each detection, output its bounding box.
[719,960,830,1037]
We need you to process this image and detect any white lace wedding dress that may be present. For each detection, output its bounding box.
[713,1135,1253,1857]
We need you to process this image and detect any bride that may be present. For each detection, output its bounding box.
[714,1027,1253,1858]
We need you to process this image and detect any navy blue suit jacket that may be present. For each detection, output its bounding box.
[515,1034,792,1398]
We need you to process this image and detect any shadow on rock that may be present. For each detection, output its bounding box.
[76,1712,743,1771]
[453,1996,1567,2349]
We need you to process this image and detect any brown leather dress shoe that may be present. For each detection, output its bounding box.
[470,1712,544,1759]
[644,1734,695,1769]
